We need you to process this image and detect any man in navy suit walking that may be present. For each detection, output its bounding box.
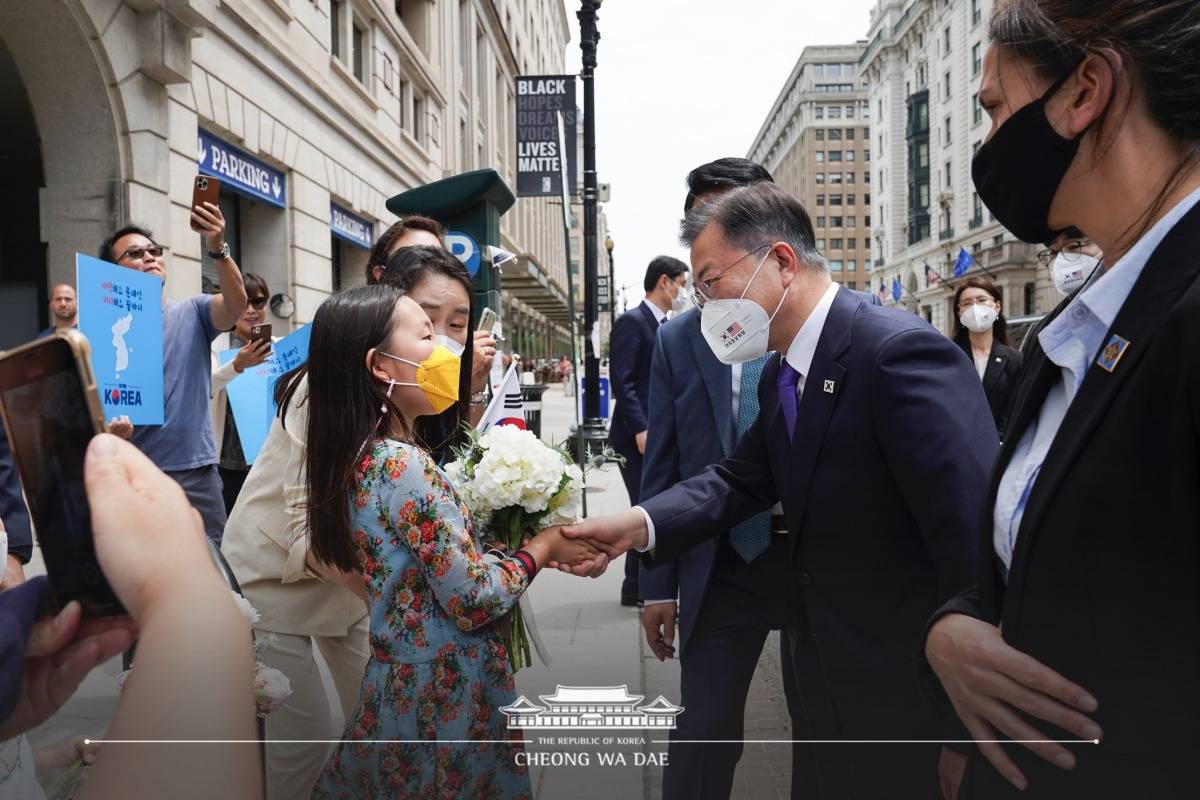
[564,182,996,798]
[608,255,689,605]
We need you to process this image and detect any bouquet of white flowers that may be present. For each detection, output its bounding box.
[445,424,584,670]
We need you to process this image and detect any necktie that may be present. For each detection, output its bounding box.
[728,354,772,562]
[778,360,801,440]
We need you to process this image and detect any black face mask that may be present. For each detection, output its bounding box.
[971,69,1084,244]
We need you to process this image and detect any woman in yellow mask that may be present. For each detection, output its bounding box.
[302,285,596,798]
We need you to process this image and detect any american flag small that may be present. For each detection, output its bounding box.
[925,263,940,287]
[721,321,744,342]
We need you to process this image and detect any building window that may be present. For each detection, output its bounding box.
[816,173,826,183]
[972,43,982,76]
[830,195,843,205]
[352,18,368,83]
[866,215,871,227]
[817,217,826,227]
[816,129,825,140]
[815,106,825,119]
[919,182,929,207]
[848,237,857,248]
[918,142,929,169]
[973,93,982,125]
[846,215,857,227]
[846,128,855,140]
[847,151,856,162]
[829,106,843,119]
[831,238,844,249]
[945,117,952,145]
[815,64,824,77]
[829,129,842,141]
[330,0,344,60]
[845,105,855,119]
[944,25,951,54]
[972,0,982,25]
[832,216,843,227]
[864,193,871,204]
[829,151,843,162]
[816,152,825,163]
[829,173,842,183]
[945,161,952,188]
[944,70,951,99]
[817,238,826,250]
[830,260,844,271]
[848,260,857,271]
[817,194,826,206]
[846,193,855,204]
[847,172,856,183]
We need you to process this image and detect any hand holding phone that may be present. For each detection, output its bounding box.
[190,176,220,233]
[250,323,272,343]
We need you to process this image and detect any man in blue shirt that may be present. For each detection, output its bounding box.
[100,200,247,542]
[36,283,77,338]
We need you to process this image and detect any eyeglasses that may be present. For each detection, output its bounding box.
[957,295,998,312]
[119,245,165,262]
[1036,239,1090,267]
[248,296,269,310]
[691,243,771,307]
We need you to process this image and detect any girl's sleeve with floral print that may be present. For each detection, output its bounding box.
[381,446,530,632]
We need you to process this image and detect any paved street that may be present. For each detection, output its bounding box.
[24,381,793,799]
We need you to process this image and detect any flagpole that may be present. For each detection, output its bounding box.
[557,112,587,515]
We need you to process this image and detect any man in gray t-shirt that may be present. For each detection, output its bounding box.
[101,206,248,542]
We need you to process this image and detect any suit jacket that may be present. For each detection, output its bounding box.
[639,290,883,650]
[608,302,660,454]
[640,287,996,795]
[221,374,366,637]
[0,419,32,564]
[638,308,733,651]
[933,201,1200,798]
[956,336,1023,440]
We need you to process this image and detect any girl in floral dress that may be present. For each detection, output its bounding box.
[301,285,597,799]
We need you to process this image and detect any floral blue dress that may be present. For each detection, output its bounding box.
[312,439,532,800]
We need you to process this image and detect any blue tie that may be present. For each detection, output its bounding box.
[729,355,773,562]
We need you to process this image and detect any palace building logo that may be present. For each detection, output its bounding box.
[499,685,684,730]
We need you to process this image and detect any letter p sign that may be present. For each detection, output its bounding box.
[445,231,482,277]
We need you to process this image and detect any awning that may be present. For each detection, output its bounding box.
[501,254,571,325]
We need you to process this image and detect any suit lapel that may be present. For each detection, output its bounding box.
[1004,202,1200,622]
[686,327,735,454]
[782,288,857,554]
[637,301,660,334]
[981,342,1006,396]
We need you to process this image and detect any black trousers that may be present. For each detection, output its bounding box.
[664,538,796,800]
[616,446,642,597]
[218,465,249,516]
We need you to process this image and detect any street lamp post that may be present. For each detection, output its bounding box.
[575,0,608,458]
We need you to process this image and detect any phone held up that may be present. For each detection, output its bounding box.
[250,323,272,344]
[0,331,125,616]
[191,174,220,232]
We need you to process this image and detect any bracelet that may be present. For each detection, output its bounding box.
[512,549,537,581]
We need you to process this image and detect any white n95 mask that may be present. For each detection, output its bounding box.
[434,334,467,358]
[1050,250,1099,296]
[700,248,785,365]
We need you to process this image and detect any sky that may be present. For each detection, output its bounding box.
[563,0,880,310]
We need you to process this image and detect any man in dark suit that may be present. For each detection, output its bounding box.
[641,157,886,799]
[0,419,32,589]
[608,255,688,606]
[565,182,996,798]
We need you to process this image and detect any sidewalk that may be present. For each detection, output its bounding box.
[524,383,793,800]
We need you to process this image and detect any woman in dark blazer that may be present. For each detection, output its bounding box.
[924,1,1200,798]
[952,276,1023,441]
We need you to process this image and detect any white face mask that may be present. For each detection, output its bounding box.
[700,248,786,364]
[435,334,466,357]
[960,303,999,334]
[1050,250,1099,296]
[668,280,690,313]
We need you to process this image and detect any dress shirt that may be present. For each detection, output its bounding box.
[636,281,840,553]
[993,185,1200,572]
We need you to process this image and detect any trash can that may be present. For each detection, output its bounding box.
[520,383,548,439]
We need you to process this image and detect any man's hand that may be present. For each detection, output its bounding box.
[0,597,137,741]
[939,746,967,800]
[560,509,649,563]
[2,553,26,590]
[635,430,647,454]
[192,201,227,254]
[642,602,677,661]
[926,613,1102,792]
[232,338,272,373]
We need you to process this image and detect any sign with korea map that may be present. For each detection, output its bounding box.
[218,324,311,464]
[76,253,164,424]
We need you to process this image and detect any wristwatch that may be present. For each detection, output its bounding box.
[207,241,231,260]
[470,391,488,405]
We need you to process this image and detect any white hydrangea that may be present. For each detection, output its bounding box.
[446,425,582,524]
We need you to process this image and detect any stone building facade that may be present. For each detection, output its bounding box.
[0,0,575,358]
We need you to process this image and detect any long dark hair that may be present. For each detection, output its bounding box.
[952,275,1011,347]
[378,245,476,462]
[303,284,408,572]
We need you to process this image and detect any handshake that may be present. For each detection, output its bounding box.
[528,508,652,578]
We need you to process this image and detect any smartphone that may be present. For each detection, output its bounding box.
[0,332,125,616]
[478,307,503,341]
[250,323,272,343]
[191,175,220,232]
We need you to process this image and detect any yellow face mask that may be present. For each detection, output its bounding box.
[380,345,461,414]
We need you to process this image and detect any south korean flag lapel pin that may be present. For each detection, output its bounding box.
[822,378,837,395]
[1096,334,1131,373]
